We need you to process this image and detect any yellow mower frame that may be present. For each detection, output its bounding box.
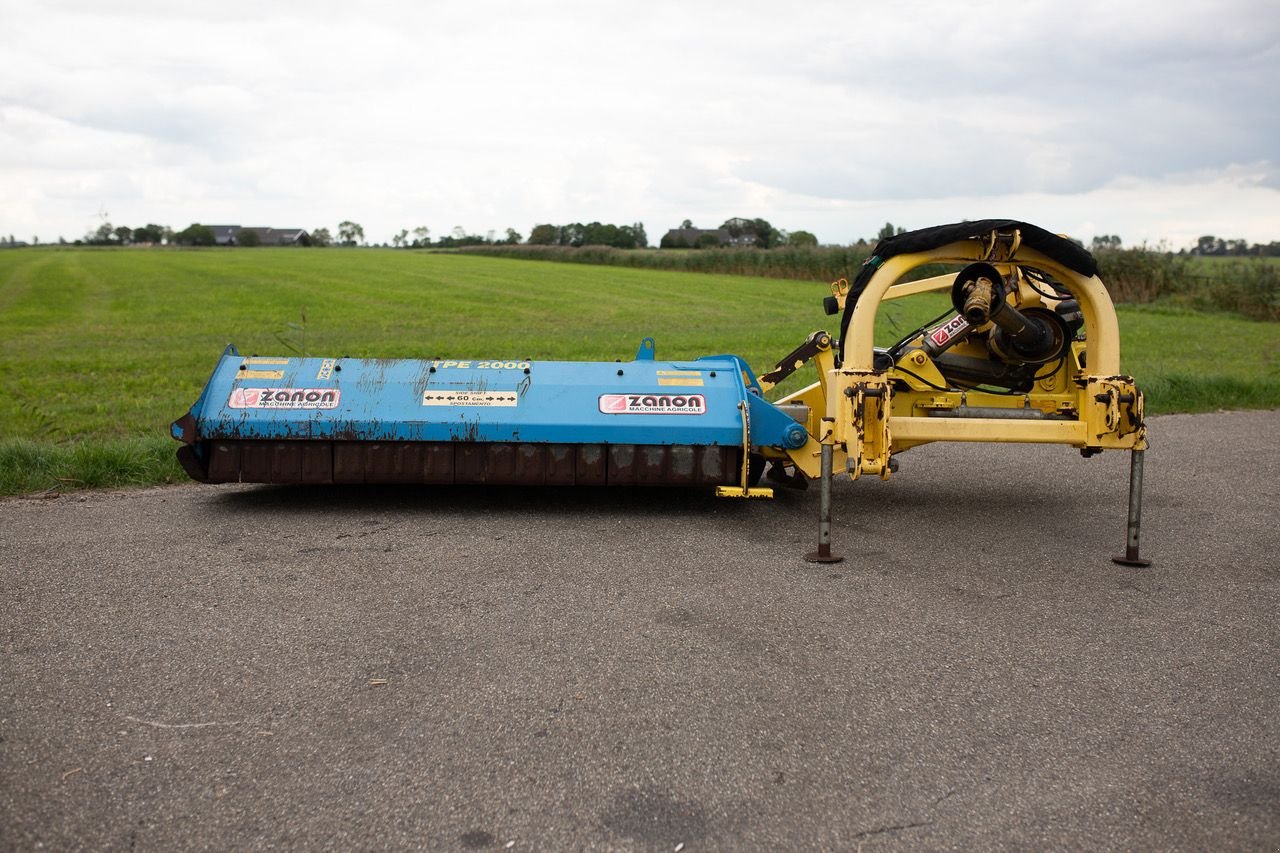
[757,225,1150,566]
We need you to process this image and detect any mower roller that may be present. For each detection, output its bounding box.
[173,220,1151,565]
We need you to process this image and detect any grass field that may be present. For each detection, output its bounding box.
[1,247,1277,495]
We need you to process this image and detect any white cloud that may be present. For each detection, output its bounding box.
[1,0,1277,246]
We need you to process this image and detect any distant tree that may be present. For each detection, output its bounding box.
[560,223,585,247]
[1194,235,1224,256]
[876,222,907,242]
[528,224,558,245]
[680,218,694,229]
[788,230,818,248]
[581,222,618,246]
[132,223,166,244]
[32,235,39,246]
[175,223,216,246]
[237,229,262,247]
[392,229,408,248]
[113,225,132,244]
[337,220,364,246]
[90,221,115,244]
[412,226,430,247]
[310,227,332,247]
[504,227,523,244]
[751,218,780,248]
[1091,234,1122,251]
[432,227,491,248]
[610,224,644,249]
[696,232,721,248]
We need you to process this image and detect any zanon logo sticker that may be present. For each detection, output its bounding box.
[228,388,340,409]
[929,314,969,347]
[598,393,706,415]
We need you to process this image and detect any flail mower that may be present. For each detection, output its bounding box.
[172,220,1151,565]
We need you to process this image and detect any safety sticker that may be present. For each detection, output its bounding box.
[229,388,340,409]
[599,393,706,415]
[316,358,335,380]
[240,370,285,379]
[656,369,703,386]
[422,390,518,407]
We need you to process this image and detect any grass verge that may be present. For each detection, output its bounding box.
[0,436,183,496]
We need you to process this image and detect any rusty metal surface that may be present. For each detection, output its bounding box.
[199,441,741,487]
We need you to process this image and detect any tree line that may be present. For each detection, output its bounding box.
[528,222,648,249]
[1187,235,1280,257]
[659,217,819,249]
[30,218,1280,257]
[1091,233,1280,257]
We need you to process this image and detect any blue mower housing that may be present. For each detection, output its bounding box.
[172,339,809,488]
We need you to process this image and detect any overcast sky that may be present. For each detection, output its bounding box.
[2,0,1277,248]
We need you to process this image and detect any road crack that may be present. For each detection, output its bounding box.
[851,788,958,840]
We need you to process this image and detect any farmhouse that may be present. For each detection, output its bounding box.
[660,227,731,248]
[659,225,757,249]
[208,225,311,246]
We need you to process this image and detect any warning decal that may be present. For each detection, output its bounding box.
[422,390,519,407]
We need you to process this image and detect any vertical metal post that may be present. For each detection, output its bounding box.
[1112,448,1152,567]
[806,420,843,564]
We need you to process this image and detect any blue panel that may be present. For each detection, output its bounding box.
[178,344,812,450]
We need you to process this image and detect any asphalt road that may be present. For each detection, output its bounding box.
[2,409,1278,851]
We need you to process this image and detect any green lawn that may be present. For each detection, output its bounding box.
[1,247,1277,495]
